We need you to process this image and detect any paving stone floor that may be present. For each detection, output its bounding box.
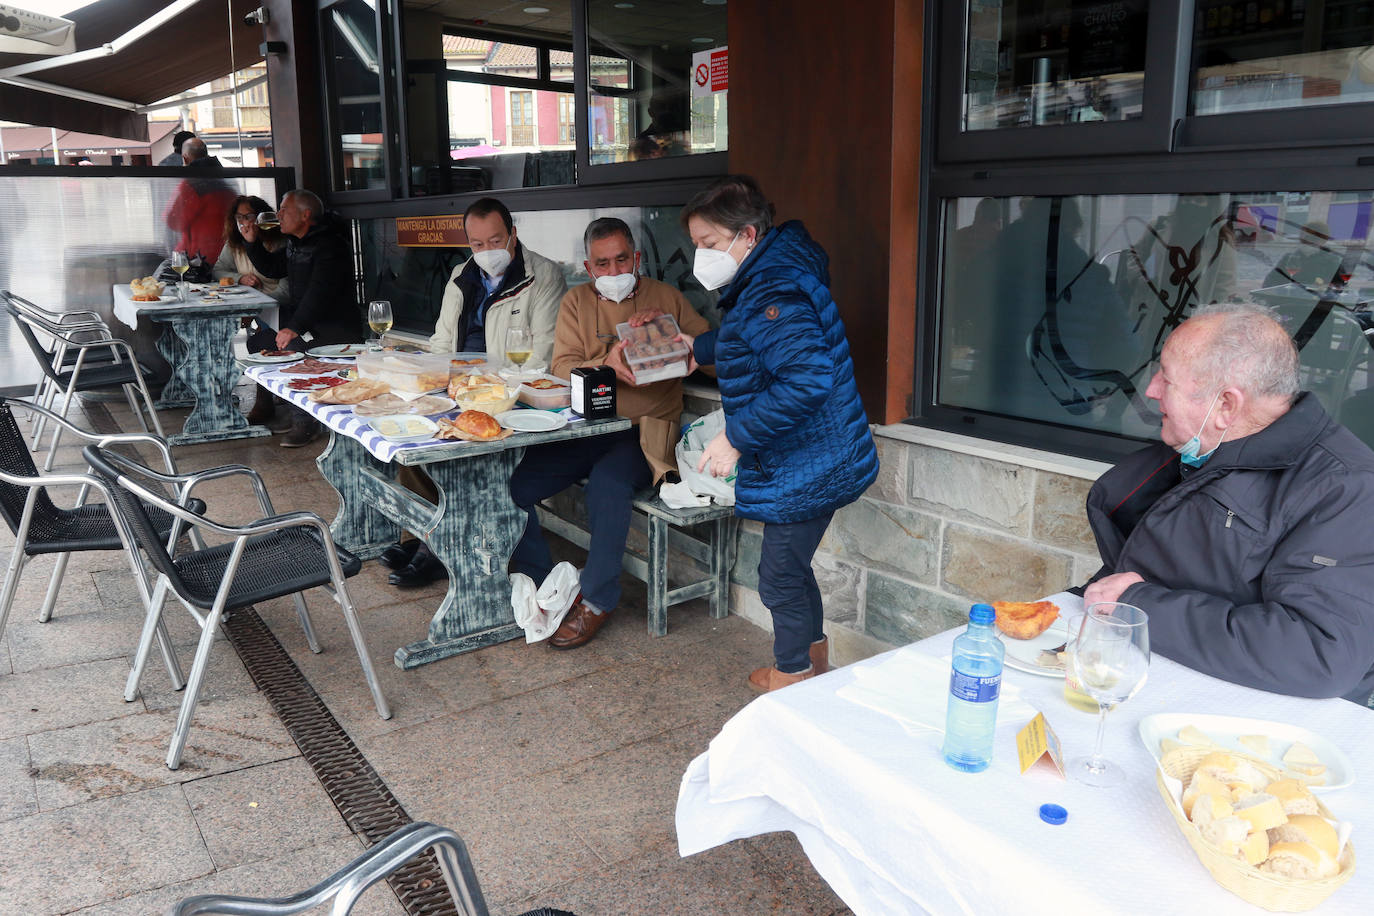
[0,390,850,916]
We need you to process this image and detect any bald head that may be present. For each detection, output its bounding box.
[182,137,209,162]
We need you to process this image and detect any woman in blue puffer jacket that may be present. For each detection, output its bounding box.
[679,175,878,692]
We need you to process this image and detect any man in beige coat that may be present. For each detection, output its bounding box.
[508,217,710,648]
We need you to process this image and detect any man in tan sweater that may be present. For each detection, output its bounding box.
[510,217,710,648]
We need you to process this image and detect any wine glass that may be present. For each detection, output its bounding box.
[367,300,393,349]
[170,250,189,302]
[1067,602,1150,787]
[256,211,280,231]
[505,324,533,375]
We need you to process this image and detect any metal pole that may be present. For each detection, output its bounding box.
[49,125,58,164]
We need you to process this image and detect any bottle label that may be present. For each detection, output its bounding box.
[949,669,1001,703]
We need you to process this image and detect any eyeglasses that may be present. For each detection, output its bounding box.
[235,213,256,224]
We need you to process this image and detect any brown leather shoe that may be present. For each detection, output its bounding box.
[809,636,829,676]
[748,665,814,692]
[548,602,611,649]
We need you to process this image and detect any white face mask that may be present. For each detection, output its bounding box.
[473,239,513,278]
[594,272,637,302]
[693,231,744,291]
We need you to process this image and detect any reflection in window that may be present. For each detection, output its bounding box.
[938,192,1374,448]
[963,0,1147,130]
[328,0,386,191]
[587,0,728,163]
[1193,2,1374,115]
[441,29,576,190]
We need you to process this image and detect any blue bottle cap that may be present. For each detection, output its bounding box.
[1039,803,1068,825]
[969,603,996,624]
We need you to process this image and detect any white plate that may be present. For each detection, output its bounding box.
[369,415,439,443]
[1001,616,1072,678]
[496,409,567,433]
[1138,712,1354,792]
[243,351,303,365]
[308,343,369,358]
[218,287,250,295]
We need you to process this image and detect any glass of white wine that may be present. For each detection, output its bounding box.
[505,324,533,375]
[170,250,189,302]
[1067,602,1150,788]
[367,300,393,349]
[256,211,279,231]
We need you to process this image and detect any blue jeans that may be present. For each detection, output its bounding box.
[759,512,834,673]
[509,428,650,612]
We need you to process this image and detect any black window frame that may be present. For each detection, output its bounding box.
[319,0,402,202]
[917,0,1374,463]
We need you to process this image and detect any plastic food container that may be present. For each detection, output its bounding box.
[517,373,572,409]
[454,382,518,415]
[357,350,454,394]
[617,315,689,384]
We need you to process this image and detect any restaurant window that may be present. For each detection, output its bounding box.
[324,0,389,192]
[933,188,1374,450]
[586,0,728,164]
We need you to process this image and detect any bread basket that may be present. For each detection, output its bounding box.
[454,383,518,416]
[1157,746,1355,911]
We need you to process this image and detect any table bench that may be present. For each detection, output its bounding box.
[536,486,738,636]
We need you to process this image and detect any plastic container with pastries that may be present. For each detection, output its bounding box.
[357,350,455,394]
[517,373,572,409]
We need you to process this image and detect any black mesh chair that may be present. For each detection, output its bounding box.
[3,295,163,469]
[83,443,391,770]
[0,399,192,686]
[1,291,117,406]
[165,822,493,916]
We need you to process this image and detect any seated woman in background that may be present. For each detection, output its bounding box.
[217,195,290,303]
[219,195,290,426]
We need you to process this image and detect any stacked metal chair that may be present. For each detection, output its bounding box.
[82,442,391,770]
[0,398,192,684]
[2,290,163,469]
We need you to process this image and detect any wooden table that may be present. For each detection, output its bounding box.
[112,284,278,445]
[247,365,631,668]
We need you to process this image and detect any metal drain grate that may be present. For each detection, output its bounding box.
[224,608,462,915]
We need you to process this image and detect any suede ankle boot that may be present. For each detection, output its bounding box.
[748,665,814,692]
[809,636,830,676]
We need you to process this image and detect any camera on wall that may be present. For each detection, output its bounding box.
[243,7,270,27]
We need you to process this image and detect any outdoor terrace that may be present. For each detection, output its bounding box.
[0,382,849,916]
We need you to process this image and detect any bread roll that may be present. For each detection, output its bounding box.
[1198,813,1252,857]
[1238,829,1270,867]
[455,409,501,439]
[1267,815,1339,861]
[1260,841,1339,879]
[1233,793,1288,832]
[1193,751,1268,791]
[1265,778,1320,817]
[1183,771,1233,819]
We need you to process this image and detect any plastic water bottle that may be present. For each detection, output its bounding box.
[941,603,1005,773]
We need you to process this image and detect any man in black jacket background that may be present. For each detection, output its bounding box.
[245,188,362,446]
[1082,303,1374,704]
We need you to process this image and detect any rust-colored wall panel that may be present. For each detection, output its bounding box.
[887,0,923,424]
[730,0,918,421]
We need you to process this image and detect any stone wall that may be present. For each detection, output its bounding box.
[725,427,1109,664]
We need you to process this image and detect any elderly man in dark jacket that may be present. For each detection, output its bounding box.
[1082,303,1374,704]
[245,188,361,446]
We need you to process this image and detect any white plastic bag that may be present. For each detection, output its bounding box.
[676,409,736,506]
[510,562,581,643]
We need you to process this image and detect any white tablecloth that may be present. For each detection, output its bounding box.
[676,629,1374,915]
[112,283,278,330]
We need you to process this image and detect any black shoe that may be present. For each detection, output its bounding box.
[388,548,447,588]
[379,539,420,570]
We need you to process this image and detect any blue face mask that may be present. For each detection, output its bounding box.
[1177,390,1225,468]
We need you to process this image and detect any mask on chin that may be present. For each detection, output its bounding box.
[594,272,637,302]
[1176,390,1226,468]
[473,241,513,278]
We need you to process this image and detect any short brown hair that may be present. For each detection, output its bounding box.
[680,174,775,237]
[464,197,514,234]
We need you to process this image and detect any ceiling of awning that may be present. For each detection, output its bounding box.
[0,0,267,139]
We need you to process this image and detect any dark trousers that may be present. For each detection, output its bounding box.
[759,512,834,673]
[509,428,650,612]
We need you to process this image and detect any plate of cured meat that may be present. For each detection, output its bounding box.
[286,375,350,392]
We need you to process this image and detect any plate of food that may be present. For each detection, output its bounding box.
[244,349,303,365]
[496,409,567,433]
[352,394,455,417]
[995,592,1083,677]
[286,375,350,392]
[369,415,439,443]
[218,287,250,296]
[1138,713,1354,792]
[308,343,369,358]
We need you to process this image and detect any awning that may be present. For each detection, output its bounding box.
[0,0,265,139]
[0,120,179,159]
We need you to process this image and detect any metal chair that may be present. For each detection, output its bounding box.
[3,296,163,469]
[165,822,491,915]
[82,443,391,770]
[0,399,190,686]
